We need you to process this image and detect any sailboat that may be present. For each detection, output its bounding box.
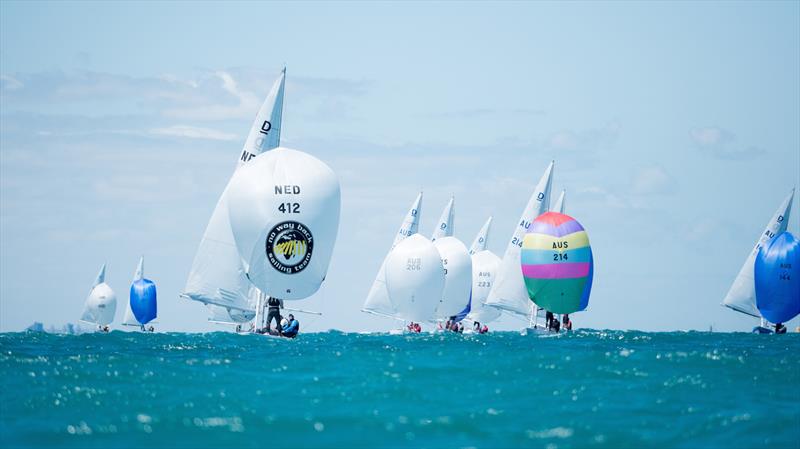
[80,264,117,331]
[466,217,502,326]
[754,231,800,332]
[362,193,423,320]
[722,189,794,331]
[485,161,554,327]
[181,68,286,326]
[384,234,446,324]
[123,256,157,331]
[429,198,472,324]
[521,212,594,316]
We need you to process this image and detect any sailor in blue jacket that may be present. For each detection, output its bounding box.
[281,314,299,338]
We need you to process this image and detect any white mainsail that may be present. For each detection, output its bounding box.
[432,236,473,319]
[80,263,117,327]
[552,189,566,214]
[485,161,554,317]
[431,196,455,242]
[723,189,795,317]
[469,216,492,255]
[363,193,423,318]
[182,68,286,323]
[122,256,144,326]
[385,234,445,322]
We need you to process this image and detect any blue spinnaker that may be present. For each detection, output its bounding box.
[130,279,157,325]
[755,231,799,324]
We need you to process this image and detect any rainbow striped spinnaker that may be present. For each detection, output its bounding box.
[521,212,593,314]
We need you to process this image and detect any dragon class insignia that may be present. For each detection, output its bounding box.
[265,221,314,274]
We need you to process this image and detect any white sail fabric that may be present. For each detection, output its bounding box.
[469,217,493,255]
[723,189,794,317]
[80,264,117,326]
[363,193,423,317]
[485,161,554,316]
[238,68,286,167]
[433,237,473,318]
[385,234,445,322]
[552,189,566,213]
[467,250,502,324]
[431,197,455,242]
[183,69,286,323]
[227,147,341,300]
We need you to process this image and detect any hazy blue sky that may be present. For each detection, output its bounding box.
[1,1,798,332]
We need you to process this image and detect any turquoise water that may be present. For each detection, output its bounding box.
[1,330,798,448]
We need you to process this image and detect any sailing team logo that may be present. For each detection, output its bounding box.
[265,221,314,274]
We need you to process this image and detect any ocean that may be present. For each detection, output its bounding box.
[1,330,798,448]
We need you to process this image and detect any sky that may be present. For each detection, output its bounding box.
[1,1,799,333]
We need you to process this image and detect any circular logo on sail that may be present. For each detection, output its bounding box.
[265,221,314,274]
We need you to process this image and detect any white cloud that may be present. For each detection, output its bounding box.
[631,165,675,195]
[0,74,23,90]
[579,186,627,208]
[149,125,238,141]
[689,126,765,160]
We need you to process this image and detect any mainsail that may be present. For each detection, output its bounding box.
[182,68,286,323]
[722,189,794,317]
[431,196,454,242]
[485,161,554,316]
[80,263,117,327]
[469,217,492,255]
[363,193,423,318]
[552,189,566,214]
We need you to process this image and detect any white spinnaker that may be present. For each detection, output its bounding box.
[431,197,455,242]
[723,189,795,317]
[122,256,145,326]
[227,147,341,300]
[182,69,285,323]
[469,217,493,255]
[80,264,117,326]
[485,161,554,316]
[385,234,445,322]
[363,193,423,317]
[467,250,502,323]
[552,189,566,214]
[433,237,473,318]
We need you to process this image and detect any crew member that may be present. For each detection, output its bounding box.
[775,322,787,334]
[562,314,573,331]
[281,314,299,338]
[266,296,284,335]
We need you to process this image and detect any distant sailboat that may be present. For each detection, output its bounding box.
[723,189,794,325]
[384,234,446,323]
[80,264,117,330]
[466,217,501,325]
[363,193,423,319]
[485,161,554,318]
[123,257,157,331]
[182,68,286,325]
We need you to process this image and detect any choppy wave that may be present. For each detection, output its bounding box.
[1,330,798,448]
